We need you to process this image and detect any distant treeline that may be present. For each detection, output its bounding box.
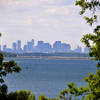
[1,52,17,57]
[18,52,89,57]
[2,52,89,57]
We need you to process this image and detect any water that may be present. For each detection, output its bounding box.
[4,58,96,98]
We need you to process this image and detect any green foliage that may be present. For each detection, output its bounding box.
[0,52,21,100]
[38,95,48,100]
[7,90,35,100]
[81,25,100,61]
[59,82,89,100]
[38,95,59,100]
[0,84,8,100]
[48,97,59,100]
[0,52,21,86]
[75,0,100,25]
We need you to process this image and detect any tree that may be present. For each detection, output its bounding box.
[75,0,100,26]
[59,0,100,100]
[0,34,22,100]
[7,90,35,100]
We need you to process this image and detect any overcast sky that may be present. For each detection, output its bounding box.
[0,0,93,50]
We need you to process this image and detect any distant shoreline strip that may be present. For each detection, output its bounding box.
[5,56,93,60]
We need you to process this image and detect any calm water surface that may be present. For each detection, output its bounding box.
[4,58,96,97]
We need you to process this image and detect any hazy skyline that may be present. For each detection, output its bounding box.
[1,39,85,53]
[0,0,93,50]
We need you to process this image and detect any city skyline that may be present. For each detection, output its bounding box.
[0,39,89,53]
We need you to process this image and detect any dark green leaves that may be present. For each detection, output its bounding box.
[0,53,21,99]
[81,26,100,62]
[7,90,35,100]
[3,61,22,73]
[0,53,4,65]
[0,84,8,94]
[75,0,100,25]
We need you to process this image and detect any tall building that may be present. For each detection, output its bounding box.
[31,39,34,51]
[12,42,17,52]
[74,46,82,53]
[17,40,23,53]
[61,43,71,52]
[3,45,7,52]
[53,41,62,52]
[36,41,44,52]
[37,41,44,46]
[27,42,32,52]
[23,45,28,52]
[43,43,52,52]
[26,39,34,52]
[17,40,21,50]
[31,39,34,47]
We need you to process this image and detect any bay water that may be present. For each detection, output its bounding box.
[4,58,96,98]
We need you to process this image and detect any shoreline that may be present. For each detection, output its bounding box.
[5,56,93,60]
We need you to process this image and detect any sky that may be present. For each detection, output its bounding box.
[0,0,94,50]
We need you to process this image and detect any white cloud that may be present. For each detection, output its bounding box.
[45,6,70,16]
[26,17,33,25]
[39,18,47,23]
[0,0,71,8]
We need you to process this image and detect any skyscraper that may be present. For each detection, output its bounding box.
[27,39,34,52]
[31,39,34,46]
[53,41,62,52]
[61,43,71,52]
[17,40,21,50]
[17,40,22,53]
[31,39,34,51]
[12,42,17,52]
[3,45,7,52]
[23,45,28,52]
[37,41,44,52]
[43,43,52,52]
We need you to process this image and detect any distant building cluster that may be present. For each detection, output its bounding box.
[0,39,89,53]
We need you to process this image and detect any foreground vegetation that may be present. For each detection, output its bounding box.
[0,0,100,100]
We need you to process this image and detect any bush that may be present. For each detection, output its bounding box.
[7,90,35,100]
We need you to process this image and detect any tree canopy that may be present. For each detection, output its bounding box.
[76,0,100,25]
